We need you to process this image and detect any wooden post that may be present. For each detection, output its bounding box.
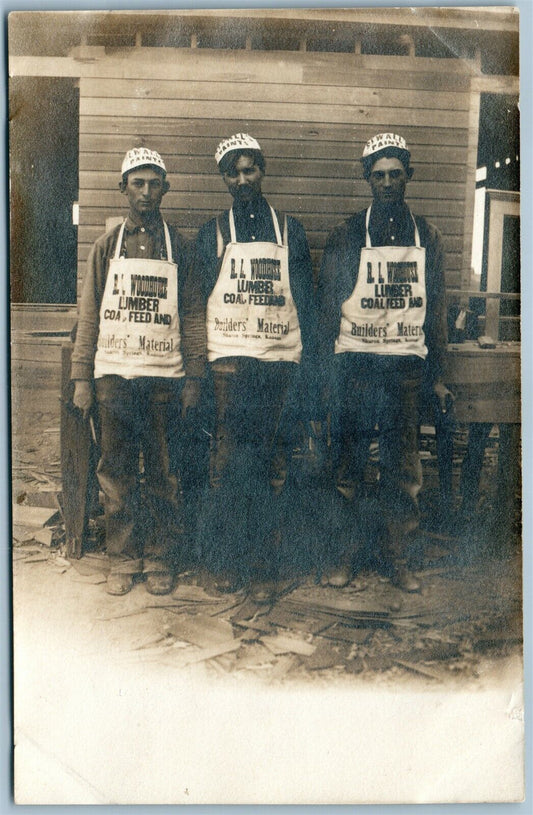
[484,191,520,341]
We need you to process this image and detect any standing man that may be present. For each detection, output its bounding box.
[195,133,317,603]
[71,147,205,596]
[318,133,453,592]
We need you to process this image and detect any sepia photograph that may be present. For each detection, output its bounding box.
[8,5,525,805]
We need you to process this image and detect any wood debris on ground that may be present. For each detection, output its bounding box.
[71,549,519,684]
[12,504,60,529]
[11,367,523,685]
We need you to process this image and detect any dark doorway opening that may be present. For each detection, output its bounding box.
[470,93,520,342]
[10,77,79,304]
[478,92,519,192]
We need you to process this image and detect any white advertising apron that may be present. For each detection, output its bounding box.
[93,220,185,379]
[206,206,303,363]
[335,206,428,358]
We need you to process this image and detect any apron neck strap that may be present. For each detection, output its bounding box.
[216,217,224,258]
[229,208,237,244]
[114,220,127,259]
[412,214,421,248]
[365,206,372,248]
[113,219,173,261]
[365,205,421,249]
[228,205,284,246]
[270,205,283,245]
[162,221,173,262]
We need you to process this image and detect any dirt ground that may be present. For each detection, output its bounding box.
[10,333,525,804]
[11,336,523,688]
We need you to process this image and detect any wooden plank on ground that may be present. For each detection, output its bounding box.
[261,634,316,656]
[268,654,300,682]
[12,504,60,528]
[163,613,235,649]
[178,638,242,666]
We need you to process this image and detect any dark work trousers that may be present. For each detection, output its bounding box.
[95,375,184,575]
[199,357,297,582]
[331,353,424,564]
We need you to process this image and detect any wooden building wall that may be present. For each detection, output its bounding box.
[77,46,477,294]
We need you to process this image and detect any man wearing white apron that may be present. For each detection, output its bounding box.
[317,133,453,592]
[71,148,206,596]
[195,133,318,603]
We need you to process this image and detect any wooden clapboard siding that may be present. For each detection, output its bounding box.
[77,48,474,294]
[80,118,470,150]
[81,97,468,129]
[80,77,470,112]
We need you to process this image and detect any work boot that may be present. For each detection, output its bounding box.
[145,571,175,596]
[322,549,354,588]
[323,562,352,588]
[249,556,280,604]
[249,579,279,605]
[213,572,243,594]
[106,572,134,596]
[390,560,421,593]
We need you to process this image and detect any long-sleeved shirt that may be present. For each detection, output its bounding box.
[71,212,206,381]
[194,196,319,416]
[317,202,448,386]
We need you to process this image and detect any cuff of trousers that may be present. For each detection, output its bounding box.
[143,558,172,575]
[108,556,143,576]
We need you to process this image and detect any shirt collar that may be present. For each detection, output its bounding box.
[370,201,411,223]
[231,195,268,214]
[124,212,164,233]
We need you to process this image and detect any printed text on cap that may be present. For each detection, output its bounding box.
[121,148,167,177]
[215,133,262,164]
[362,133,409,159]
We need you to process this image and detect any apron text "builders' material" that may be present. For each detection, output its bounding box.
[335,206,427,359]
[94,220,184,379]
[207,206,302,363]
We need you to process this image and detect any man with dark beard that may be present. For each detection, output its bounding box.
[195,133,317,603]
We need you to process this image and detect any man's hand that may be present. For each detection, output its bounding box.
[433,380,455,414]
[180,378,201,419]
[73,380,94,420]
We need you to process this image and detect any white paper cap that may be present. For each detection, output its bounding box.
[121,147,166,176]
[362,133,409,159]
[215,133,262,164]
